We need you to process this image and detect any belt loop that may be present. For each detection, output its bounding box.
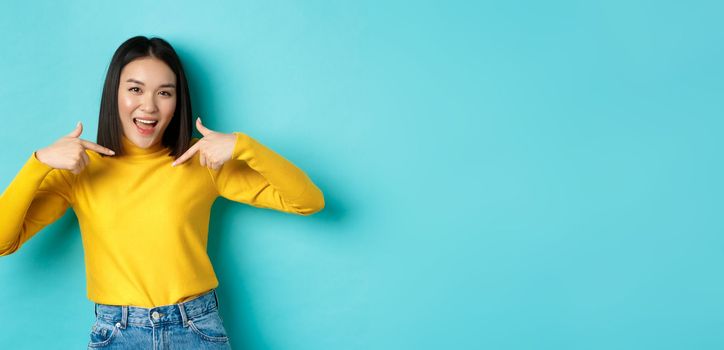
[213,289,220,309]
[178,301,190,328]
[94,303,98,318]
[121,306,128,329]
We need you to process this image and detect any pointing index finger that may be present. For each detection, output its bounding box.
[172,142,200,166]
[80,139,115,155]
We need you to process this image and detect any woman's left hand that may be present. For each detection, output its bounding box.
[171,117,236,170]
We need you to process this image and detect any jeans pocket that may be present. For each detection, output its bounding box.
[88,318,119,348]
[187,311,230,343]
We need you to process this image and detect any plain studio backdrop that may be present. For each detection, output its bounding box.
[1,0,722,349]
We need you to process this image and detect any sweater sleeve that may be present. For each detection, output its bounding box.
[211,132,325,216]
[0,152,75,256]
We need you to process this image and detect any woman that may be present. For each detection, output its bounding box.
[0,36,325,349]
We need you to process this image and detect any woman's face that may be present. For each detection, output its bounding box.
[118,57,177,148]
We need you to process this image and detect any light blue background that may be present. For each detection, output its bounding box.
[1,0,722,349]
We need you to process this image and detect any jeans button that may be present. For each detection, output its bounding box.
[152,311,160,319]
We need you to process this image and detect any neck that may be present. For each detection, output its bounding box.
[121,134,165,156]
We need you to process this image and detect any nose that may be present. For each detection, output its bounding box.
[139,92,158,113]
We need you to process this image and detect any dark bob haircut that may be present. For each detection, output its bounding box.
[96,36,192,159]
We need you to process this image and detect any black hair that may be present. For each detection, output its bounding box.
[96,35,192,159]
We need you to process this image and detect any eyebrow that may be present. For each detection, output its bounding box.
[125,78,176,89]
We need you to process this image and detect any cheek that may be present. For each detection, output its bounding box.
[118,94,137,116]
[161,98,177,118]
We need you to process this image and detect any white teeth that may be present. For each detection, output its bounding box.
[135,118,157,124]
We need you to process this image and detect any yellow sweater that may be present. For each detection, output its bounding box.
[0,132,324,307]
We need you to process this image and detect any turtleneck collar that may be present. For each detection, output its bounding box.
[121,134,167,156]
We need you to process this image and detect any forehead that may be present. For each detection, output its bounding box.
[120,57,176,85]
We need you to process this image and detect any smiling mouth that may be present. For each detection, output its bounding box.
[133,118,159,130]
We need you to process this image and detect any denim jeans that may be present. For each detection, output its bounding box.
[88,289,232,349]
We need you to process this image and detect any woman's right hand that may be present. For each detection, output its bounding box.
[35,121,116,175]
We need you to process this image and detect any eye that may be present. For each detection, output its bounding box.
[160,91,173,97]
[129,87,141,93]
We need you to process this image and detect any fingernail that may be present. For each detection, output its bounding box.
[171,162,176,167]
[109,150,115,155]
